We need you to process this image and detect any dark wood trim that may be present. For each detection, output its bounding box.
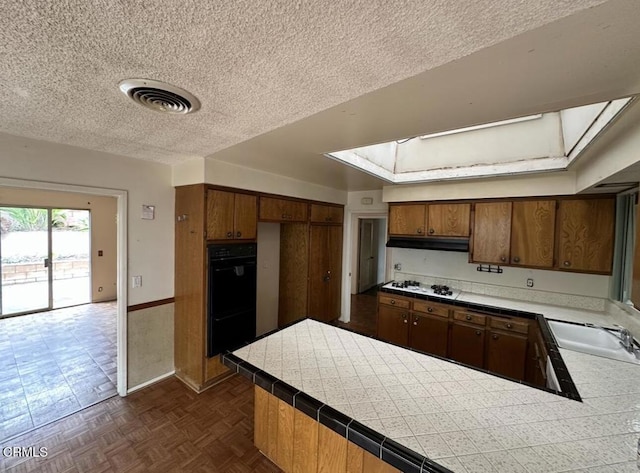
[128,297,175,312]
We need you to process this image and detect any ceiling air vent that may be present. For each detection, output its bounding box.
[118,79,200,114]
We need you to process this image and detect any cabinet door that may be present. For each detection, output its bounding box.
[409,313,449,357]
[260,197,308,222]
[308,225,342,322]
[206,189,235,240]
[557,199,615,273]
[427,204,471,237]
[510,200,555,267]
[234,193,257,239]
[388,204,427,236]
[472,202,512,264]
[310,204,344,224]
[377,305,409,346]
[487,330,528,380]
[449,322,485,368]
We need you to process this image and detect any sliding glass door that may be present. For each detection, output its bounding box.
[0,207,91,317]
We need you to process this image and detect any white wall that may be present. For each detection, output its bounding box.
[396,113,563,172]
[256,222,280,336]
[0,133,174,305]
[391,248,610,299]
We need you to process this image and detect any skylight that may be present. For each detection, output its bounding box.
[325,98,634,184]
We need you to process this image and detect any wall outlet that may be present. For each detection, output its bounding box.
[394,263,402,270]
[526,278,534,288]
[132,275,142,288]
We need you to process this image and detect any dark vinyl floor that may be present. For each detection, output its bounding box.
[0,302,117,443]
[0,375,281,473]
[333,287,378,338]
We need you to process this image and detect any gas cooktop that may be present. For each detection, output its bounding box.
[381,280,461,300]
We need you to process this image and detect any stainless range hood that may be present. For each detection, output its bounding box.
[386,237,469,252]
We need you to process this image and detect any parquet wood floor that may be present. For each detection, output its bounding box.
[332,291,377,338]
[0,375,282,473]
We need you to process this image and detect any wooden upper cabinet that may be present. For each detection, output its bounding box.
[472,202,512,264]
[557,198,615,274]
[206,190,257,240]
[310,204,343,224]
[388,204,427,236]
[427,203,471,237]
[260,197,308,222]
[510,200,556,268]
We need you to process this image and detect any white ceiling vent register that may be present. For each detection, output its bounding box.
[118,79,201,114]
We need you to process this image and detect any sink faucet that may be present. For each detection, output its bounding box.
[618,327,635,353]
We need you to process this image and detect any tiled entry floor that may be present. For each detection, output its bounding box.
[0,302,117,441]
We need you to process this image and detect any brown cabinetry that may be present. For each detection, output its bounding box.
[510,200,555,268]
[556,198,615,273]
[377,304,409,346]
[260,197,308,222]
[471,202,512,264]
[308,225,343,322]
[409,313,448,357]
[449,315,486,368]
[487,327,528,380]
[427,203,471,237]
[310,204,343,224]
[388,204,427,236]
[206,189,257,240]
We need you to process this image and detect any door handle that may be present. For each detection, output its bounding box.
[43,258,50,268]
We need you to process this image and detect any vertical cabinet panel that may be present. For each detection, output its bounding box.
[206,189,235,240]
[267,393,279,460]
[388,204,427,236]
[276,400,295,472]
[472,202,512,264]
[308,225,342,322]
[254,386,269,453]
[557,198,615,273]
[377,305,409,346]
[511,200,555,267]
[234,193,257,240]
[318,425,347,473]
[293,410,318,473]
[449,322,485,368]
[409,314,449,357]
[346,442,364,473]
[427,203,471,237]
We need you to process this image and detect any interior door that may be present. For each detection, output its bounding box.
[358,219,377,293]
[308,224,342,322]
[0,207,50,316]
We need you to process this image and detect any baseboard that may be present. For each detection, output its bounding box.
[127,370,175,394]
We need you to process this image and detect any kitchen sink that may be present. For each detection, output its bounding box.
[547,320,640,364]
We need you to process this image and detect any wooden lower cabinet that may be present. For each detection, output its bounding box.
[254,386,399,473]
[487,330,528,380]
[409,313,448,357]
[377,304,409,345]
[449,322,486,368]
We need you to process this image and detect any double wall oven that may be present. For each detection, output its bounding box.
[207,243,257,357]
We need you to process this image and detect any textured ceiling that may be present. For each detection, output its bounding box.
[0,0,638,190]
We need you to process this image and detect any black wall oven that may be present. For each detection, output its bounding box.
[207,243,257,357]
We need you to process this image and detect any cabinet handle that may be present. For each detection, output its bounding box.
[492,334,499,340]
[282,213,286,219]
[226,231,233,238]
[390,299,396,305]
[466,315,472,321]
[427,307,433,313]
[500,256,506,262]
[429,228,434,234]
[563,261,571,267]
[513,257,520,263]
[413,316,418,326]
[506,323,513,329]
[236,231,241,238]
[417,228,423,234]
[475,330,481,336]
[402,314,408,324]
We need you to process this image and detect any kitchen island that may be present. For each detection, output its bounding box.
[224,316,640,473]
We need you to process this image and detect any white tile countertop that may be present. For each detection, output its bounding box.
[233,318,640,473]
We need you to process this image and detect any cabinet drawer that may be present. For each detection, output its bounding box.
[453,310,486,326]
[378,295,410,309]
[490,317,529,334]
[412,301,450,318]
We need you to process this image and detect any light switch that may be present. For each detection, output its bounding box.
[132,275,142,288]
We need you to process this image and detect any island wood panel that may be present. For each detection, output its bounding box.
[427,203,471,236]
[388,204,427,236]
[260,196,308,222]
[277,400,295,472]
[279,223,309,327]
[363,451,400,473]
[310,203,344,224]
[346,442,363,473]
[206,189,235,240]
[174,185,207,388]
[318,425,347,473]
[556,198,615,273]
[234,192,258,239]
[510,200,556,267]
[472,202,512,264]
[267,392,279,460]
[254,386,269,452]
[293,410,319,473]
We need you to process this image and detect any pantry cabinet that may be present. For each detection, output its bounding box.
[308,224,343,322]
[471,202,512,265]
[556,198,615,274]
[510,200,556,268]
